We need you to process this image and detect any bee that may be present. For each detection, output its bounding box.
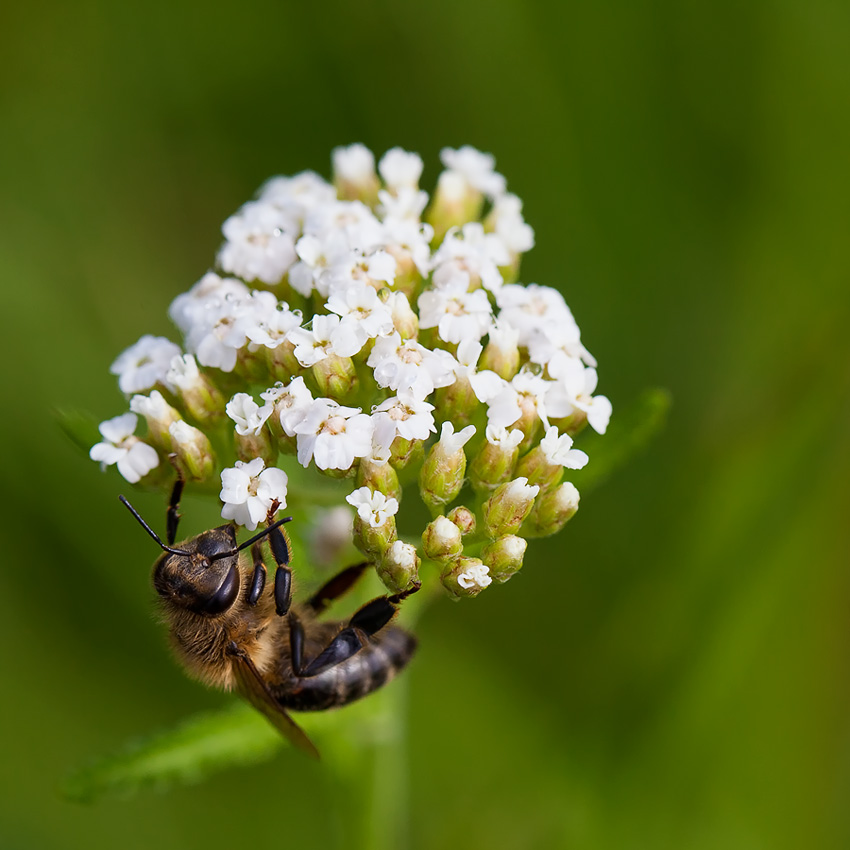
[119,476,418,758]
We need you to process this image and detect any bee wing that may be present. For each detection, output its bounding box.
[231,650,320,759]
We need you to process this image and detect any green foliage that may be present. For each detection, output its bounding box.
[61,703,283,803]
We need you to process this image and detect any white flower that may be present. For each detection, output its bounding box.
[417,276,493,344]
[226,393,274,436]
[367,332,457,400]
[261,376,314,437]
[219,458,288,530]
[457,563,493,590]
[484,424,524,449]
[90,413,159,484]
[539,426,589,469]
[110,335,182,394]
[545,359,612,435]
[243,301,303,350]
[436,421,476,455]
[218,200,297,285]
[432,222,510,293]
[333,143,376,184]
[165,353,202,392]
[370,393,437,457]
[378,147,424,191]
[129,390,178,429]
[486,367,551,431]
[287,314,346,366]
[345,486,400,528]
[293,399,374,470]
[326,282,394,356]
[169,272,250,336]
[440,146,506,199]
[488,193,534,254]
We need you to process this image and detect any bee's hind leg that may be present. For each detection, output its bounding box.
[296,582,420,678]
[306,562,371,614]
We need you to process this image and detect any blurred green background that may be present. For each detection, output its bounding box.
[2,0,849,847]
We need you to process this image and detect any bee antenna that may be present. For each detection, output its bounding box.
[208,516,294,561]
[119,495,192,556]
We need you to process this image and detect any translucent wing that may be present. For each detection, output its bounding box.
[229,645,319,759]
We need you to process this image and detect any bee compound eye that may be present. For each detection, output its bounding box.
[199,563,240,615]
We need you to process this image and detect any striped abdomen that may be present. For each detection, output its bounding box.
[271,625,417,712]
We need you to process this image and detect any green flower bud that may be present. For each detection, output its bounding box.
[479,323,520,381]
[469,426,523,493]
[481,535,527,583]
[357,457,401,503]
[235,430,277,466]
[377,540,420,594]
[441,556,492,599]
[523,482,580,538]
[447,505,476,536]
[483,476,540,538]
[168,420,215,482]
[419,423,476,516]
[130,391,181,451]
[352,514,398,559]
[166,354,226,425]
[385,290,419,340]
[333,143,380,205]
[549,409,588,437]
[390,436,425,470]
[422,515,463,562]
[514,445,564,492]
[427,171,484,244]
[266,339,303,382]
[383,254,423,302]
[312,354,359,402]
[433,374,478,427]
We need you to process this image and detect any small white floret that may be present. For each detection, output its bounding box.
[220,458,288,531]
[345,486,399,528]
[89,412,159,484]
[457,563,493,590]
[111,335,182,395]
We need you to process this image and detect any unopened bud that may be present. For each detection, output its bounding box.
[483,476,540,538]
[312,354,359,402]
[479,322,520,381]
[166,354,225,424]
[441,556,492,599]
[419,422,476,515]
[469,426,523,493]
[333,143,380,205]
[549,409,588,437]
[427,171,483,243]
[390,435,425,470]
[422,516,463,562]
[235,430,276,465]
[168,420,215,481]
[377,540,420,594]
[481,535,527,583]
[447,505,476,536]
[523,482,580,538]
[130,390,181,450]
[513,445,563,492]
[382,290,418,340]
[357,457,401,503]
[433,374,478,427]
[266,338,303,382]
[347,486,399,558]
[384,250,423,300]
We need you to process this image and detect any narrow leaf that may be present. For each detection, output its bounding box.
[55,407,101,455]
[62,703,283,803]
[571,387,671,492]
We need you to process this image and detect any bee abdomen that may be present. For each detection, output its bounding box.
[276,625,417,712]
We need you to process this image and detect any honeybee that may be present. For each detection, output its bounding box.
[119,477,418,758]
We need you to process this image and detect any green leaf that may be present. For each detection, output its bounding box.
[571,387,671,493]
[54,407,101,456]
[61,703,284,803]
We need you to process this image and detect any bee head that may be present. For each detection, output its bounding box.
[119,495,293,618]
[153,525,241,616]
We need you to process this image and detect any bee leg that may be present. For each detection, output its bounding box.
[247,543,267,607]
[266,517,293,617]
[307,562,370,614]
[165,458,185,546]
[301,582,420,678]
[289,612,306,675]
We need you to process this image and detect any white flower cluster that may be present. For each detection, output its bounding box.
[92,144,610,595]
